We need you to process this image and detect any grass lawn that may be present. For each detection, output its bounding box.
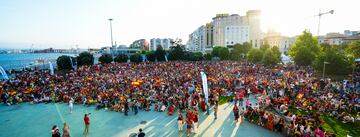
[288,107,360,137]
[218,96,233,105]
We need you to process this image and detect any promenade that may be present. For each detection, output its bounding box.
[0,96,282,137]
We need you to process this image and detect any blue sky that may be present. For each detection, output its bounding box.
[0,0,359,49]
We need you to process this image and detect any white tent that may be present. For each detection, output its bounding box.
[281,54,292,64]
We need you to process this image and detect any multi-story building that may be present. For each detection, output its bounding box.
[130,39,149,50]
[318,30,360,45]
[187,10,262,52]
[149,38,174,51]
[263,30,296,54]
[344,30,360,37]
[187,26,206,52]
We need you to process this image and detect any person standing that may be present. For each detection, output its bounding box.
[186,117,193,137]
[124,101,129,116]
[192,109,199,133]
[83,113,90,136]
[138,128,145,137]
[69,98,74,114]
[134,101,138,115]
[206,103,210,115]
[233,105,240,122]
[177,112,184,131]
[214,104,218,120]
[62,122,70,137]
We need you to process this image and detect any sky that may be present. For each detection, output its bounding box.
[0,0,359,49]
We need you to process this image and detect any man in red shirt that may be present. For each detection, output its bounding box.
[84,113,90,136]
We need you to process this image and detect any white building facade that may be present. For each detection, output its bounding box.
[149,38,174,51]
[187,26,206,52]
[263,31,296,54]
[187,10,262,52]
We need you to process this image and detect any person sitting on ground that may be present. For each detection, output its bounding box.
[51,125,61,137]
[138,128,145,137]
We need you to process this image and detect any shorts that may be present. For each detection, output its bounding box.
[187,125,192,129]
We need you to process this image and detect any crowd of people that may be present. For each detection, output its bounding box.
[0,61,359,137]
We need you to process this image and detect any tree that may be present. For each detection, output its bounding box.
[271,46,282,63]
[247,48,263,63]
[212,46,229,60]
[230,43,252,60]
[168,44,186,61]
[184,52,204,61]
[56,55,74,70]
[114,54,128,63]
[130,54,142,63]
[260,42,270,51]
[155,46,166,61]
[98,53,113,64]
[212,46,222,58]
[145,51,156,62]
[77,52,94,66]
[218,47,230,60]
[289,30,320,66]
[204,53,212,60]
[313,47,352,75]
[345,40,360,58]
[262,49,278,66]
[293,46,316,66]
[193,52,204,61]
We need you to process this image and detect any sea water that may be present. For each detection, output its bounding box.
[0,53,76,70]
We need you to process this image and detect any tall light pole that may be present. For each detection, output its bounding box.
[108,18,114,46]
[322,61,330,79]
[316,10,334,36]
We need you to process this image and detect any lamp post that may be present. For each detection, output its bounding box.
[316,10,334,36]
[322,61,330,79]
[108,18,114,47]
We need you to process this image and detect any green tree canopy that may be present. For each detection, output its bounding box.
[260,42,270,51]
[182,52,204,61]
[114,54,128,63]
[145,51,156,62]
[155,46,166,61]
[168,44,186,61]
[292,46,316,66]
[77,52,94,66]
[230,42,252,60]
[211,46,221,58]
[130,54,142,63]
[247,48,263,63]
[289,30,320,65]
[271,46,282,63]
[313,47,352,75]
[345,40,360,58]
[262,48,278,66]
[204,53,212,60]
[56,55,75,70]
[218,47,229,60]
[98,53,113,64]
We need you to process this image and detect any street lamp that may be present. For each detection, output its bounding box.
[108,18,114,47]
[316,10,334,36]
[322,61,330,79]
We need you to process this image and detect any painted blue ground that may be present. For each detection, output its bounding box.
[0,98,283,137]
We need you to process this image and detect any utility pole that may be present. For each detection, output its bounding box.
[108,18,114,46]
[316,10,334,36]
[322,61,330,79]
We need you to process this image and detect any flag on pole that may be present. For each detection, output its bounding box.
[48,61,54,75]
[200,72,209,103]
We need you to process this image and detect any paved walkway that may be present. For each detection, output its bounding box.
[0,98,282,137]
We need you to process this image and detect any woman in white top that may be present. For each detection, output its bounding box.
[69,98,74,113]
